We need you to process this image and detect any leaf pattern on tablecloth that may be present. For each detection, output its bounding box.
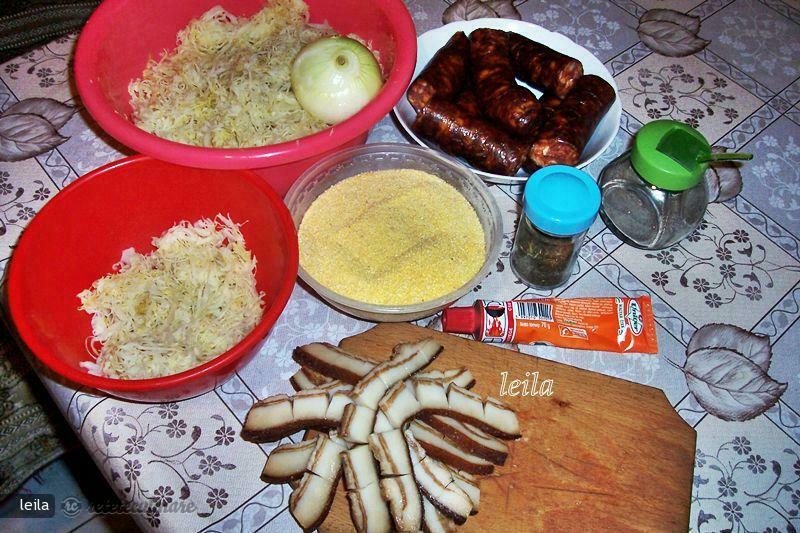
[3,97,75,129]
[0,113,67,161]
[713,7,799,88]
[1,36,73,87]
[642,217,800,309]
[615,54,763,145]
[637,9,709,57]
[621,64,739,126]
[442,0,522,23]
[84,404,244,526]
[749,134,800,223]
[692,438,800,532]
[675,324,786,422]
[0,174,51,236]
[687,323,771,370]
[705,146,744,203]
[527,0,636,60]
[0,96,75,162]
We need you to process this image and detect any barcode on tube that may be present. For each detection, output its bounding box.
[514,302,554,321]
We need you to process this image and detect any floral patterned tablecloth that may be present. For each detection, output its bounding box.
[0,0,799,531]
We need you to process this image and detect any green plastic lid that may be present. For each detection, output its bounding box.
[631,120,711,191]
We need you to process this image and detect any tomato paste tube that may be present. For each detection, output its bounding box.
[442,296,658,354]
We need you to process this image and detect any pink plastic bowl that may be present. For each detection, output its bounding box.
[7,156,298,402]
[74,0,417,196]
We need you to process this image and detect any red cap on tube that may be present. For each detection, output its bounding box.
[441,305,478,335]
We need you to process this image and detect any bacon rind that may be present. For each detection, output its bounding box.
[422,415,509,465]
[347,482,392,533]
[447,467,480,515]
[242,387,354,443]
[405,430,472,525]
[307,434,347,483]
[417,384,521,440]
[290,367,332,391]
[417,407,520,440]
[290,369,318,391]
[409,420,494,476]
[255,339,520,532]
[261,438,320,484]
[422,496,458,533]
[289,471,340,532]
[289,434,348,531]
[369,428,413,477]
[378,381,423,429]
[342,445,380,491]
[380,474,423,532]
[351,339,443,409]
[340,403,377,444]
[342,340,443,443]
[293,343,377,384]
[342,445,392,533]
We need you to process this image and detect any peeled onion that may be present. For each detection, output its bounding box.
[291,36,383,124]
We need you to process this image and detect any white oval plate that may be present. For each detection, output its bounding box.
[393,18,622,184]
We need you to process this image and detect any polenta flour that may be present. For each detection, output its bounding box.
[298,169,485,305]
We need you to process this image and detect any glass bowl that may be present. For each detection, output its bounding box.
[285,143,503,322]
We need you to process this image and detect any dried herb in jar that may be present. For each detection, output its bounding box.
[511,217,577,288]
[509,166,600,289]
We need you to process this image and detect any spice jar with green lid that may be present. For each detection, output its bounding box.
[598,120,752,250]
[510,166,600,289]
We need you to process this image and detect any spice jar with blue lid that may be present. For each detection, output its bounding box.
[510,165,601,289]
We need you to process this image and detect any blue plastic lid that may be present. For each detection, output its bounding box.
[523,166,600,236]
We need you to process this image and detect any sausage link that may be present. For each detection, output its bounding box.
[470,29,540,137]
[539,94,562,111]
[412,98,527,176]
[529,75,616,167]
[519,95,562,173]
[407,32,470,112]
[454,90,481,116]
[509,33,583,99]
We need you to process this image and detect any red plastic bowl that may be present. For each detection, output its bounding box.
[74,0,417,196]
[6,156,298,402]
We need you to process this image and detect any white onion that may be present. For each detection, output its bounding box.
[291,36,383,124]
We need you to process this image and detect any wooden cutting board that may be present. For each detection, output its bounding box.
[318,323,695,532]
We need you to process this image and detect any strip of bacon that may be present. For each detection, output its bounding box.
[423,415,509,465]
[242,385,352,443]
[342,445,392,533]
[409,420,494,476]
[405,430,472,525]
[261,437,319,483]
[289,434,348,531]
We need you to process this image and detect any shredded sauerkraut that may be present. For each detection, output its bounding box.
[128,0,332,148]
[78,216,264,380]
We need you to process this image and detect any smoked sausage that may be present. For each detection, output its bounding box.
[509,33,583,99]
[412,98,527,175]
[470,29,540,136]
[407,32,470,112]
[529,74,616,167]
[454,90,481,116]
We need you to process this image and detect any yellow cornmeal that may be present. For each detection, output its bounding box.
[298,169,485,305]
